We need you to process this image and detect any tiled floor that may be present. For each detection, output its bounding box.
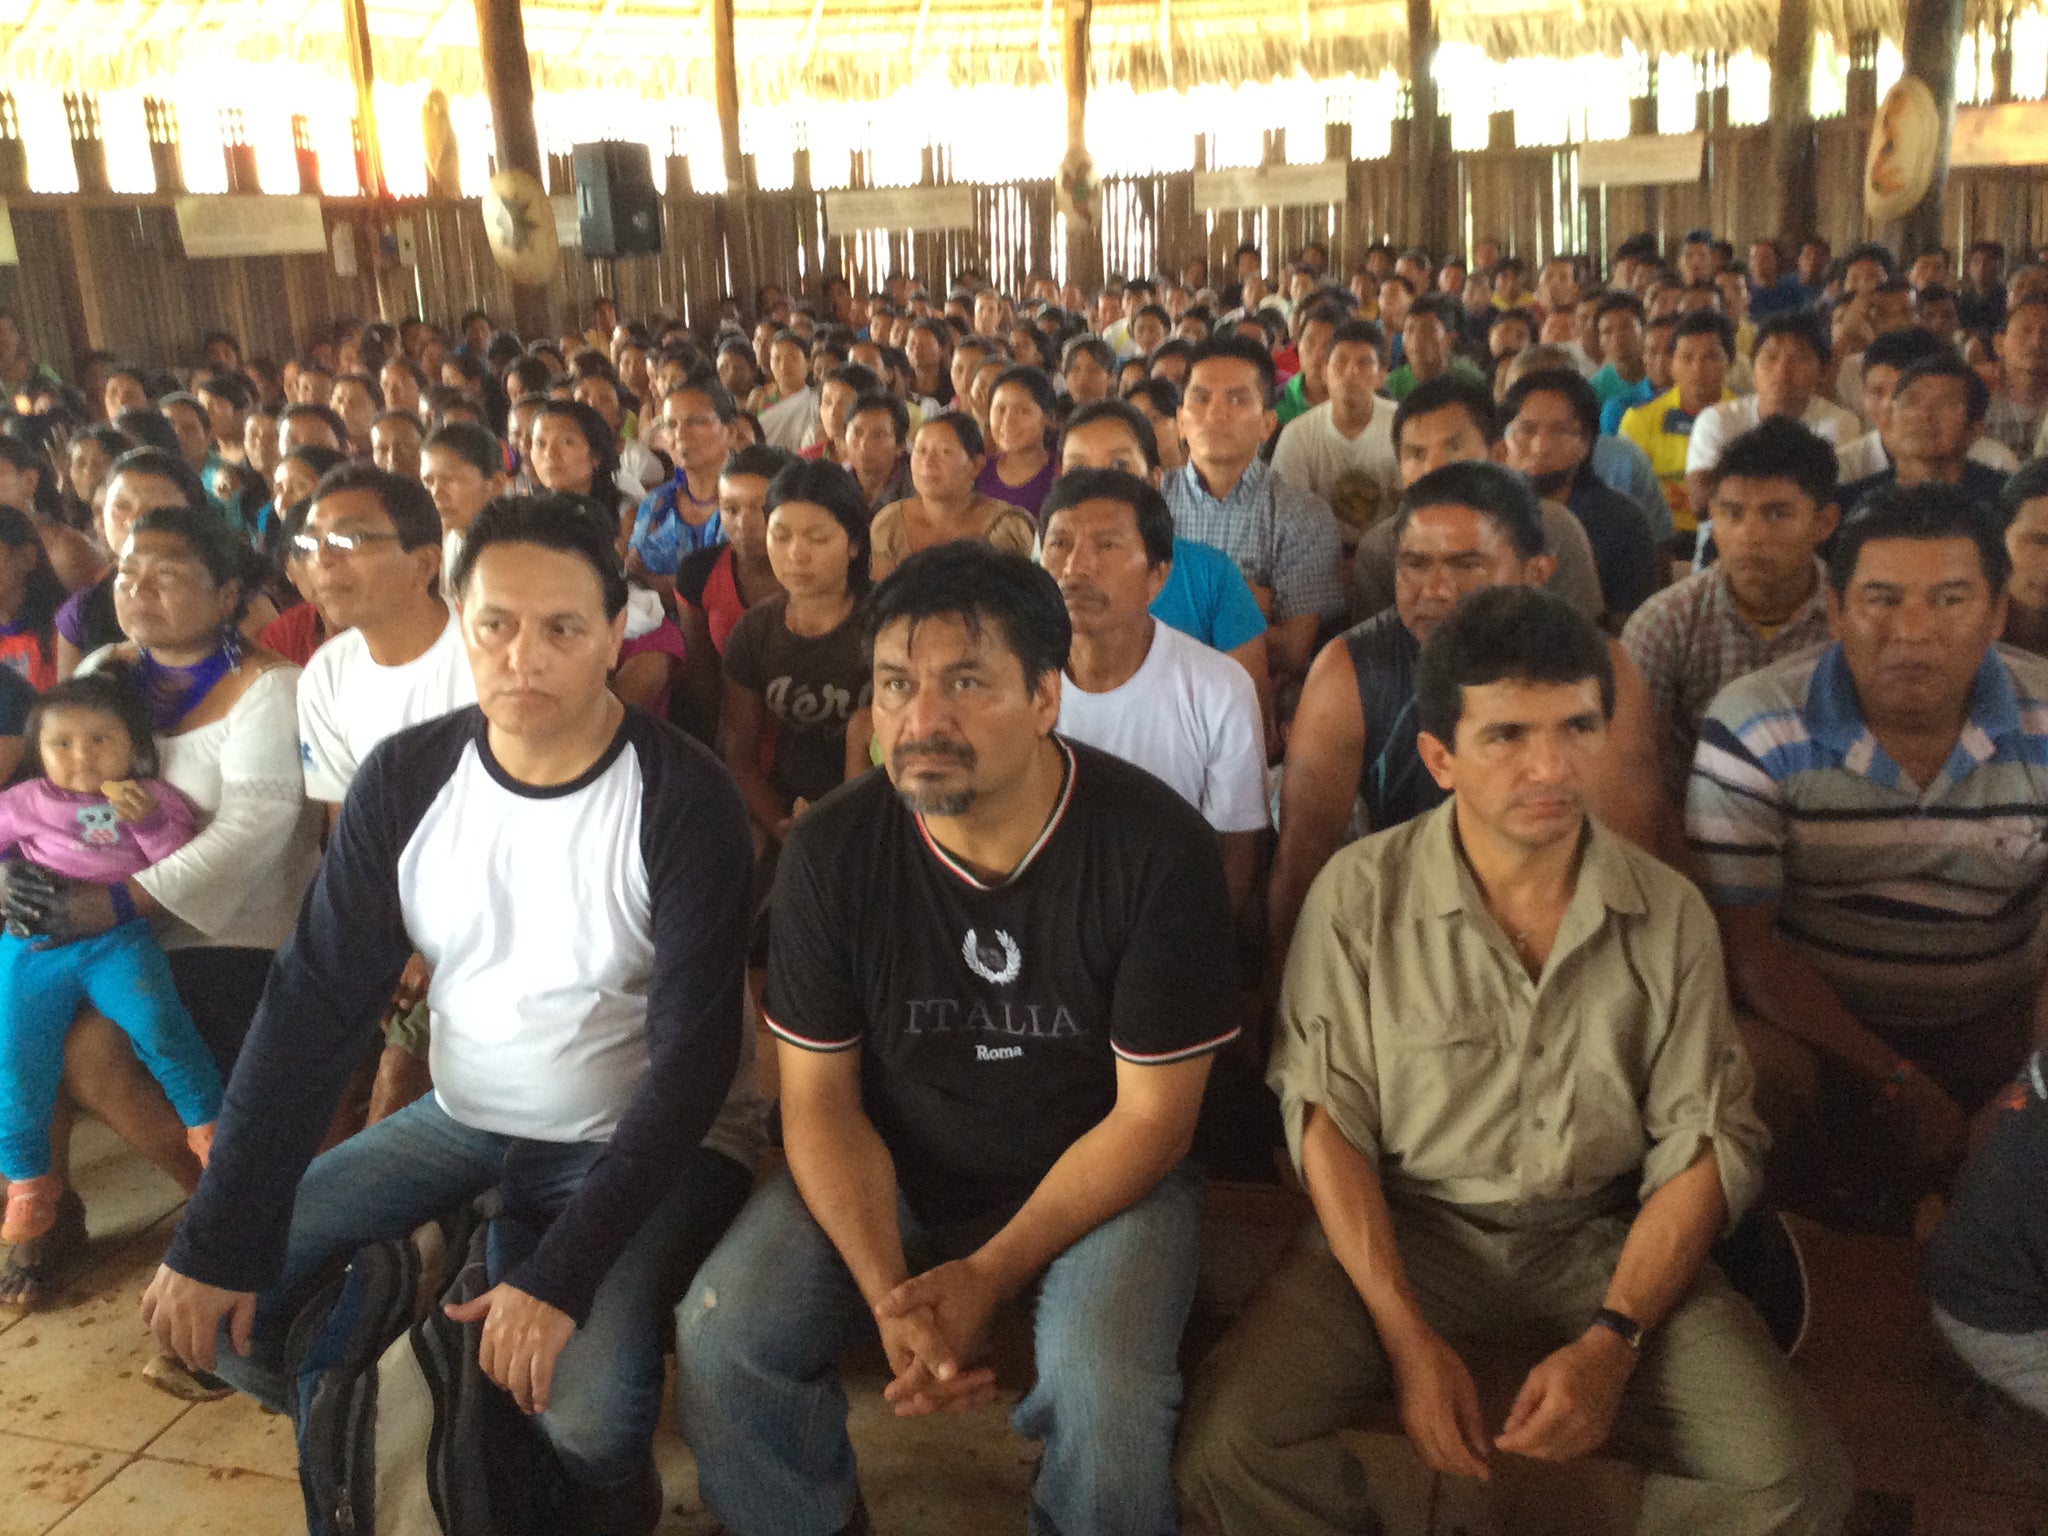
[2,1123,2045,1535]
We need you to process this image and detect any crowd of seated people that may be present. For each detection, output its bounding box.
[0,223,2047,1535]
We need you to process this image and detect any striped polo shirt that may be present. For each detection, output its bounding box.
[1688,642,2048,1034]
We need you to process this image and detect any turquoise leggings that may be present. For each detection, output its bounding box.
[0,921,222,1181]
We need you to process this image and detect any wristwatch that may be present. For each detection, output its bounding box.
[1589,1307,1644,1350]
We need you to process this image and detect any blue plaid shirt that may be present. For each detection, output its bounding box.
[629,477,725,577]
[1160,459,1344,623]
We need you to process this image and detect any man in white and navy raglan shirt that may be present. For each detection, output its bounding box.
[144,495,760,1536]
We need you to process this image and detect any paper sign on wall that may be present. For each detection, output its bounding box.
[1194,162,1349,211]
[174,195,327,258]
[823,186,976,232]
[1577,133,1707,187]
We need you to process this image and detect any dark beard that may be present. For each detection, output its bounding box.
[1529,466,1576,499]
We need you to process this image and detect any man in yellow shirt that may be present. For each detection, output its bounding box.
[1619,311,1736,541]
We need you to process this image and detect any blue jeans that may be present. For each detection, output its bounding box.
[676,1160,1205,1536]
[0,922,220,1180]
[209,1094,751,1495]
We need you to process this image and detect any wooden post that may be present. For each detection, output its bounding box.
[472,0,554,338]
[1897,0,1966,258]
[340,0,384,198]
[1767,0,1817,246]
[1061,0,1102,294]
[1405,0,1450,256]
[709,0,759,321]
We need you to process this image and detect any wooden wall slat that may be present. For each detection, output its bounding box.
[7,122,2045,382]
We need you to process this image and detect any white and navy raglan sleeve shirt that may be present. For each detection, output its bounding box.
[167,706,755,1325]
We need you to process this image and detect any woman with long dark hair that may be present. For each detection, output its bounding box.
[0,506,67,691]
[0,431,100,591]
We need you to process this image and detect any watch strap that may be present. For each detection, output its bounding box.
[1590,1306,1644,1350]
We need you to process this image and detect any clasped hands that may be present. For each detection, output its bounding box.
[1389,1322,1637,1481]
[871,1255,1004,1418]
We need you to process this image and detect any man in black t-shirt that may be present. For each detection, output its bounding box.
[677,542,1239,1536]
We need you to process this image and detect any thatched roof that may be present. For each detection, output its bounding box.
[0,0,2020,105]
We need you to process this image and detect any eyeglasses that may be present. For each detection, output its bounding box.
[288,530,403,560]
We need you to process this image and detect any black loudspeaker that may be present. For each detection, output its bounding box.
[573,141,663,257]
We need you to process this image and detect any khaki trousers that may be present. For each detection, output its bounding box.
[1176,1201,1853,1536]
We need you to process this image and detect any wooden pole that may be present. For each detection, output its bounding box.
[340,0,385,198]
[711,0,759,322]
[473,0,555,338]
[1897,0,1966,258]
[1405,0,1449,257]
[1061,0,1101,293]
[1767,0,1817,247]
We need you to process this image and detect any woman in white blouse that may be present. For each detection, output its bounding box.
[0,503,319,1309]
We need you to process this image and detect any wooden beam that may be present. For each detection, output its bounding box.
[472,0,553,337]
[1767,0,1817,244]
[1060,0,1100,292]
[340,0,384,198]
[1405,0,1449,256]
[710,0,758,318]
[1896,0,1966,257]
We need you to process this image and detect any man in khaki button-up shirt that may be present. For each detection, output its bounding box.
[1178,586,1849,1536]
[1271,796,1766,1218]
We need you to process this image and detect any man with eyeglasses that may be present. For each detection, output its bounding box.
[295,462,479,1117]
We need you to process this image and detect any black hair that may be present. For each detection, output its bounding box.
[1406,293,1458,331]
[988,365,1057,422]
[1392,373,1502,451]
[1843,242,1897,277]
[1892,353,1991,426]
[848,390,910,445]
[0,434,65,521]
[423,421,504,479]
[23,671,160,780]
[104,446,208,514]
[372,409,424,436]
[333,371,385,410]
[920,409,986,459]
[1594,291,1647,325]
[0,507,65,664]
[451,492,629,619]
[310,462,442,551]
[127,503,255,610]
[1706,416,1840,507]
[826,364,883,400]
[664,376,738,422]
[1040,467,1175,567]
[1488,306,1536,335]
[1500,367,1600,444]
[1185,334,1278,406]
[722,444,793,482]
[279,401,349,448]
[1393,460,1547,560]
[765,459,872,593]
[769,328,811,358]
[1059,398,1161,470]
[1125,376,1182,421]
[1330,318,1386,353]
[865,540,1070,693]
[195,371,254,412]
[1415,585,1615,748]
[531,399,620,497]
[505,355,555,400]
[1062,336,1117,376]
[1862,326,1950,374]
[1672,309,1737,357]
[1756,309,1832,367]
[2003,294,2048,332]
[1998,457,2048,527]
[1828,481,2009,593]
[282,444,349,484]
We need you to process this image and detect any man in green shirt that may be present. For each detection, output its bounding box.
[1385,295,1488,402]
[1276,303,1343,427]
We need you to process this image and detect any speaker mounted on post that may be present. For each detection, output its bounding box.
[572,140,663,257]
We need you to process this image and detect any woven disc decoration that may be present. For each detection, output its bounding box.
[483,168,558,286]
[1865,77,1939,224]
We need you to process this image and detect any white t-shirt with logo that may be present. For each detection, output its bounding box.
[1055,620,1268,833]
[1686,394,1864,475]
[1270,401,1401,539]
[297,613,479,802]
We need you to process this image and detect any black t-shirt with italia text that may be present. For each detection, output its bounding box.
[764,737,1239,1224]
